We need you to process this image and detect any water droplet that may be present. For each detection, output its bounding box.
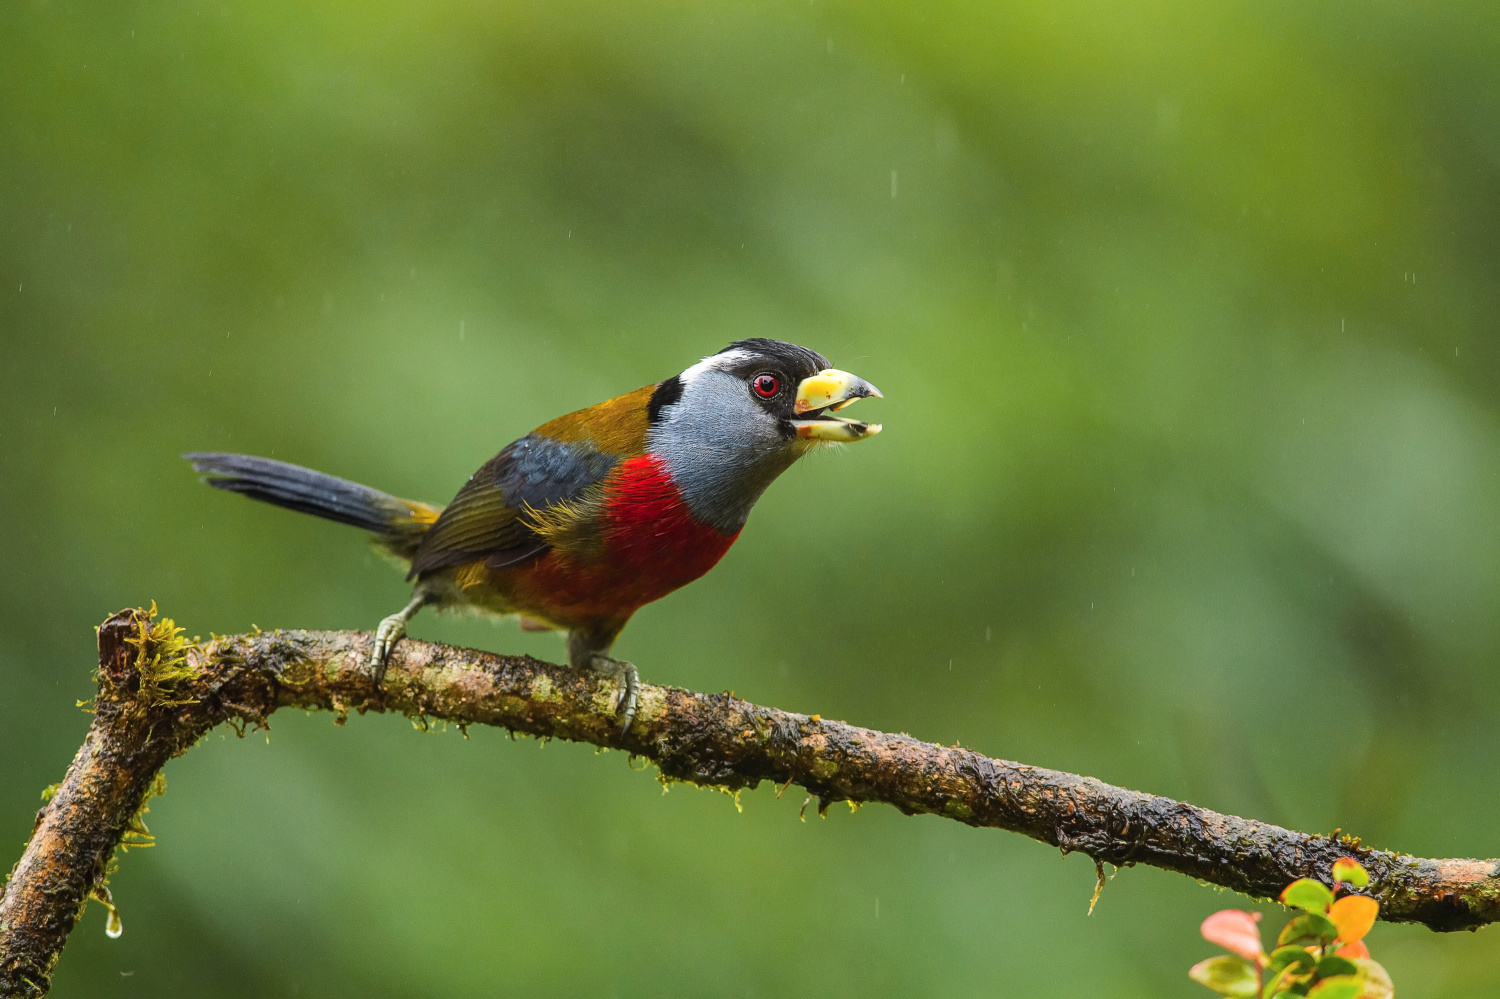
[105,907,123,938]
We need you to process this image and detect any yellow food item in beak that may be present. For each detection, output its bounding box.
[789,417,882,442]
[794,369,883,414]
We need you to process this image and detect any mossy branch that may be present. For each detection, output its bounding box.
[3,607,1498,996]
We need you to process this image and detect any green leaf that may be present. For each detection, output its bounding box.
[1280,878,1335,913]
[1261,965,1294,999]
[1306,975,1362,999]
[1189,955,1260,997]
[1269,946,1317,973]
[1330,858,1370,888]
[1277,912,1339,948]
[1315,955,1359,979]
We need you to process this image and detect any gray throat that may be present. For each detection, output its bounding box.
[646,369,805,533]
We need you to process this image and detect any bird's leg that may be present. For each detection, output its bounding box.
[568,625,637,733]
[371,590,430,686]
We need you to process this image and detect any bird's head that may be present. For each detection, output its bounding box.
[646,338,883,531]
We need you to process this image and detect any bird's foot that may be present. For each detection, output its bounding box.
[370,592,429,688]
[588,655,639,734]
[370,614,407,687]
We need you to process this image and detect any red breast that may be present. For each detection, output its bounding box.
[505,454,739,625]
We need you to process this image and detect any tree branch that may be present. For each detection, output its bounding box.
[3,607,1497,996]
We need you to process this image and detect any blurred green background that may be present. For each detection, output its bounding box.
[4,1,1500,995]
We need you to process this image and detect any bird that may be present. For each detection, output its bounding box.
[185,338,882,730]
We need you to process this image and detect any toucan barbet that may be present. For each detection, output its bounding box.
[186,339,882,729]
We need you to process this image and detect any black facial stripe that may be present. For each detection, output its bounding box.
[648,374,684,423]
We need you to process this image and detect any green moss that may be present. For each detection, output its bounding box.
[121,603,199,708]
[944,799,974,820]
[120,773,166,852]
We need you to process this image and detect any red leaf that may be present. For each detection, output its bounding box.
[1201,909,1264,963]
[1335,939,1370,960]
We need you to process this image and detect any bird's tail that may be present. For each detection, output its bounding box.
[184,452,440,561]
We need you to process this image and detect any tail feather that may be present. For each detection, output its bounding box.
[184,452,439,559]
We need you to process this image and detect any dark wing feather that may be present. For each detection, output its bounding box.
[408,435,618,579]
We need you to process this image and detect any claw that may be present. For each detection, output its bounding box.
[615,661,639,734]
[370,591,429,688]
[370,614,407,687]
[588,655,639,734]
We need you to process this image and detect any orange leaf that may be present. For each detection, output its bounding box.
[1335,939,1370,960]
[1328,895,1378,944]
[1201,909,1264,963]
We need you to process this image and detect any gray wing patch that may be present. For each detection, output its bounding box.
[407,435,618,578]
[501,434,618,510]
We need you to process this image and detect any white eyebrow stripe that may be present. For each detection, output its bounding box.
[679,348,752,385]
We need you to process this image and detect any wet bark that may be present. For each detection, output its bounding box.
[3,607,1497,996]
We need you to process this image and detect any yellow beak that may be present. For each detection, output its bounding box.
[794,369,884,414]
[790,368,883,442]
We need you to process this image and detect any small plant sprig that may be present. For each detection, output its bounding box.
[1189,857,1393,999]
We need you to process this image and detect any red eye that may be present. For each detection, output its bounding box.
[752,374,780,398]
